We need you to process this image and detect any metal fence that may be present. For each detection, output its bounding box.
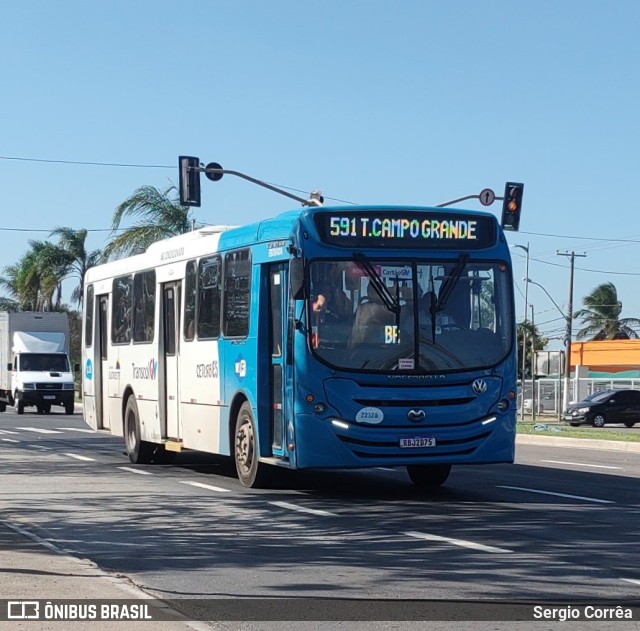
[518,377,640,419]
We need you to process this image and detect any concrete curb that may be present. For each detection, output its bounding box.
[517,433,640,453]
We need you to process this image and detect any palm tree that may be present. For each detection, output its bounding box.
[104,185,194,260]
[30,241,72,310]
[0,263,24,306]
[1,253,42,310]
[574,282,640,340]
[50,227,102,307]
[0,242,71,311]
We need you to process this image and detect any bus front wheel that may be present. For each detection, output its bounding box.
[234,401,270,488]
[124,396,154,464]
[407,464,451,489]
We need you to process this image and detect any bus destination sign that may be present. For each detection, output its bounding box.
[314,211,496,249]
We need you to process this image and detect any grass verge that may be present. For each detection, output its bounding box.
[517,419,640,442]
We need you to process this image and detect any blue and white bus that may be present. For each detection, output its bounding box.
[81,205,517,488]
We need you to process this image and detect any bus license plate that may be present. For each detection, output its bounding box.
[400,437,436,448]
[43,395,56,400]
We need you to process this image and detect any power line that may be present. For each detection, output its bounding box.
[3,154,640,251]
[520,229,640,244]
[0,154,357,205]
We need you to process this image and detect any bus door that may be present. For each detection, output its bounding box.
[97,295,110,430]
[269,265,290,458]
[161,282,181,440]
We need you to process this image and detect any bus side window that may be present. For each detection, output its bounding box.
[112,275,133,344]
[198,255,221,339]
[223,249,251,338]
[132,270,155,343]
[184,260,197,341]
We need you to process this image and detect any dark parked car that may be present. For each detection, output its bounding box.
[562,389,640,427]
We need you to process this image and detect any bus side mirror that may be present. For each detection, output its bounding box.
[74,363,80,373]
[7,363,11,371]
[289,258,305,300]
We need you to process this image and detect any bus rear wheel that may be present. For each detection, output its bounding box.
[234,401,270,488]
[407,464,451,489]
[124,396,154,464]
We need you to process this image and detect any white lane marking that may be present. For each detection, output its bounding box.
[29,445,52,450]
[64,453,96,462]
[15,426,63,434]
[622,578,640,586]
[0,429,19,434]
[541,459,622,470]
[55,427,96,433]
[0,519,208,630]
[269,501,337,517]
[118,467,153,475]
[179,481,231,493]
[497,485,614,504]
[404,530,513,554]
[375,467,396,471]
[1,438,20,443]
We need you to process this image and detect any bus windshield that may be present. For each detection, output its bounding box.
[309,258,512,372]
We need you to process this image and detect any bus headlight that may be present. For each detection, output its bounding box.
[497,399,510,412]
[63,383,75,390]
[21,383,36,390]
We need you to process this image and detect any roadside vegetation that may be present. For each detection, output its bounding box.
[517,418,640,442]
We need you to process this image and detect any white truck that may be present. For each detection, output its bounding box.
[0,312,75,415]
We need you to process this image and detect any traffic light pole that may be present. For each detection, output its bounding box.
[178,157,324,208]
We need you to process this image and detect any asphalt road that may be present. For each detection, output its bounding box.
[1,407,639,628]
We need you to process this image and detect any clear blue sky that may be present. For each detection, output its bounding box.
[2,1,639,348]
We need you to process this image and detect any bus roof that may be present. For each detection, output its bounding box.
[85,205,502,283]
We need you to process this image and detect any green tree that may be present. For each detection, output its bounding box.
[0,263,27,308]
[0,242,71,311]
[574,282,640,340]
[517,320,548,379]
[0,297,20,312]
[50,227,102,307]
[104,185,194,260]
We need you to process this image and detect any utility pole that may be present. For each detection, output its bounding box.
[557,251,587,412]
[512,243,530,421]
[530,304,536,424]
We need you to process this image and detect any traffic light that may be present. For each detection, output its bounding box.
[500,182,524,231]
[178,156,201,207]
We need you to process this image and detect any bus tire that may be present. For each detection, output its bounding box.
[407,463,451,489]
[234,401,270,488]
[16,400,24,415]
[64,402,74,415]
[0,402,5,413]
[124,396,154,464]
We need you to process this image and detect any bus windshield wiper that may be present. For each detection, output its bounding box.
[353,253,400,314]
[436,254,469,312]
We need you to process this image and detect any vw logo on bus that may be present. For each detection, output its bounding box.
[472,379,488,395]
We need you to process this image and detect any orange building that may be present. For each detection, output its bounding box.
[570,340,640,377]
